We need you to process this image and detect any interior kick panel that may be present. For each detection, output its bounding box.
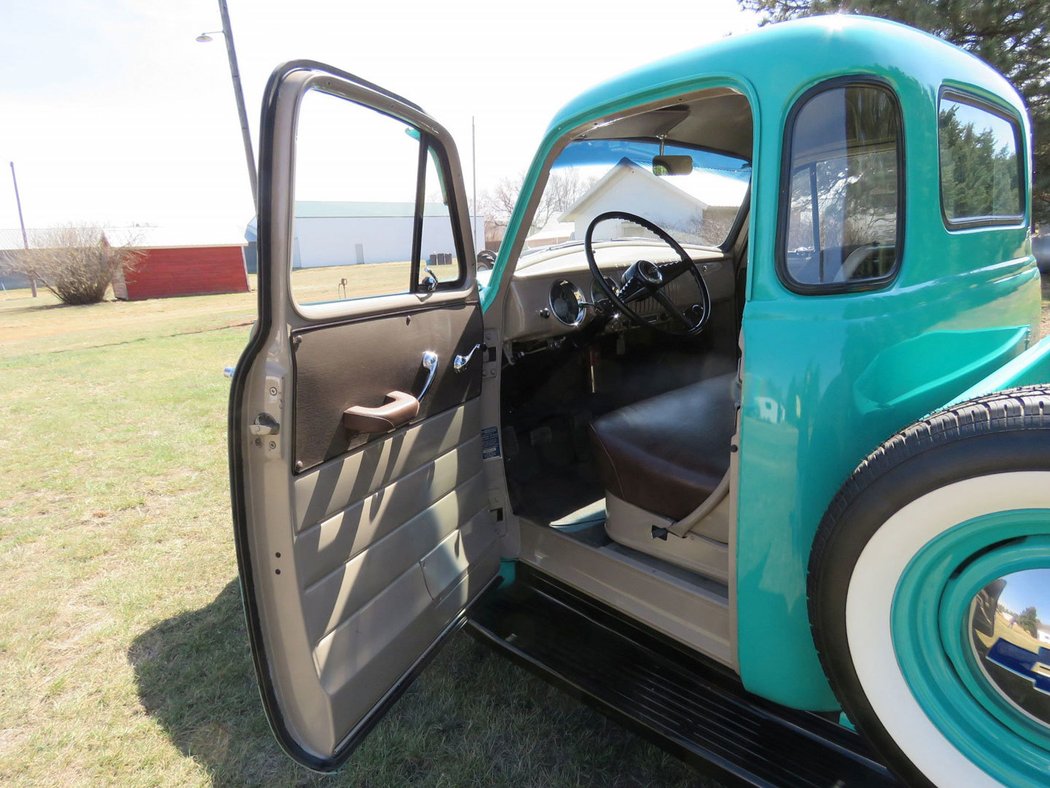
[292,302,483,471]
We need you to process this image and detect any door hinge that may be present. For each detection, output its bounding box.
[482,328,500,380]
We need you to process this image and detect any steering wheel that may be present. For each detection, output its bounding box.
[834,242,892,283]
[476,249,497,270]
[584,211,711,337]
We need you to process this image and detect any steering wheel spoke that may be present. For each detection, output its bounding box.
[657,257,688,281]
[584,211,712,337]
[653,288,697,331]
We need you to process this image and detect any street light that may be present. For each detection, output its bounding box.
[196,0,258,206]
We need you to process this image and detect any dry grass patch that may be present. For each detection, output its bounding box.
[0,288,256,358]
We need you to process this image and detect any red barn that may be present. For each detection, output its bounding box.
[110,226,249,301]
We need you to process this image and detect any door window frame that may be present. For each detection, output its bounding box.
[775,76,906,296]
[270,65,477,325]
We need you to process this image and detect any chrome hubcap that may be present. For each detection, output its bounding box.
[968,568,1050,729]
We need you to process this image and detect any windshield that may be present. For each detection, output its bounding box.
[521,138,751,260]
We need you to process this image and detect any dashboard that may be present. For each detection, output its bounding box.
[498,240,729,342]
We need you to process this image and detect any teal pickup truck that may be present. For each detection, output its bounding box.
[228,15,1050,785]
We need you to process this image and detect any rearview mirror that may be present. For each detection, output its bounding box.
[653,155,693,176]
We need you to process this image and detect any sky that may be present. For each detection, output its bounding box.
[0,0,757,239]
[999,568,1050,625]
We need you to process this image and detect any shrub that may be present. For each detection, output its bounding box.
[8,225,142,305]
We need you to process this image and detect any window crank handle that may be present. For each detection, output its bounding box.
[453,343,481,372]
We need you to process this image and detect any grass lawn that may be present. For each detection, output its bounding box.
[0,288,706,786]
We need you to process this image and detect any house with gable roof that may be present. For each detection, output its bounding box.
[556,157,746,246]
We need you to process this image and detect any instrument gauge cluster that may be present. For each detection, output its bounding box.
[548,279,587,326]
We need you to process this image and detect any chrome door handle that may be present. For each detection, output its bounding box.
[453,344,481,372]
[418,350,438,400]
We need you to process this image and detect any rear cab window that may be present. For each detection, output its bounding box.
[938,90,1025,228]
[778,80,904,293]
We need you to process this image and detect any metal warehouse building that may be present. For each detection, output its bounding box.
[244,201,484,272]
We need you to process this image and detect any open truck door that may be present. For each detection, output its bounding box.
[228,61,500,770]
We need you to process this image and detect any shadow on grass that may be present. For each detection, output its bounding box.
[0,299,69,313]
[130,580,710,787]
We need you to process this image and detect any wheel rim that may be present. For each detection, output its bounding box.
[891,510,1050,784]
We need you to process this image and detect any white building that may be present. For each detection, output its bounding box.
[557,158,747,245]
[244,201,484,271]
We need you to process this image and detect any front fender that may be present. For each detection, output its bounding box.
[946,335,1050,408]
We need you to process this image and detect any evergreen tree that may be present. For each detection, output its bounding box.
[739,0,1050,227]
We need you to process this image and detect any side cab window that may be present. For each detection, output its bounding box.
[778,80,904,293]
[938,90,1025,228]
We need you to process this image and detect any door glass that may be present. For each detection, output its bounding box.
[291,88,463,308]
[418,150,463,286]
[782,84,901,289]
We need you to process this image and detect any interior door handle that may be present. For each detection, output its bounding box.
[342,351,438,434]
[343,391,419,434]
[418,350,438,400]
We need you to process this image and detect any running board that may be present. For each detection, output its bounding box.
[466,565,896,787]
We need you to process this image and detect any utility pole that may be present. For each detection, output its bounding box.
[217,0,257,207]
[198,0,257,207]
[9,161,36,297]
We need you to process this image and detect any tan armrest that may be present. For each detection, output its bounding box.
[343,391,420,434]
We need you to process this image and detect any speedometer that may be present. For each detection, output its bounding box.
[549,280,586,326]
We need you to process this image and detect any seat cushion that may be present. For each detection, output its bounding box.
[588,373,736,521]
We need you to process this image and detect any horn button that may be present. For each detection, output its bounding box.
[634,259,664,287]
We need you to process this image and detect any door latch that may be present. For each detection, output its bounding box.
[249,413,280,436]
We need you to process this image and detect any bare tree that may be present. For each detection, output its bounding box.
[481,170,596,234]
[6,225,142,305]
[479,177,522,232]
[532,170,595,230]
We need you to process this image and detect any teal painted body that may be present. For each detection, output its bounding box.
[484,16,1043,710]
